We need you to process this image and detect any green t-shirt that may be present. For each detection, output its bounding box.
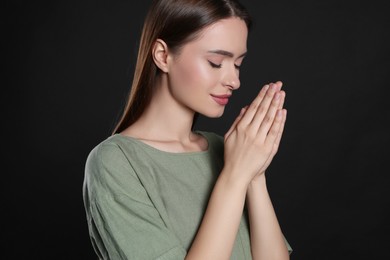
[83,131,292,259]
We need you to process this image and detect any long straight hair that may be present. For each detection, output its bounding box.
[112,0,252,134]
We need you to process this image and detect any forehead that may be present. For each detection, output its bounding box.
[183,17,248,56]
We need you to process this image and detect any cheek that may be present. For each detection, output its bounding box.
[174,59,216,90]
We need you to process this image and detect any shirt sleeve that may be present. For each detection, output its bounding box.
[83,142,187,260]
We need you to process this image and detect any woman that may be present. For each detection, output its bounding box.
[83,0,292,259]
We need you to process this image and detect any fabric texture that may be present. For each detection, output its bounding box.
[83,131,292,259]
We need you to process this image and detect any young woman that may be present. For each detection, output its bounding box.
[83,0,292,259]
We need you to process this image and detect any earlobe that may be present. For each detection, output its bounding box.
[152,39,169,73]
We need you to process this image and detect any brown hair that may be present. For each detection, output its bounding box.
[112,0,252,134]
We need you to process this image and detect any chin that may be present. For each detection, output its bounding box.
[201,108,225,118]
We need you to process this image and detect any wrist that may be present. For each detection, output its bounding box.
[248,173,268,194]
[251,171,267,185]
[219,167,250,193]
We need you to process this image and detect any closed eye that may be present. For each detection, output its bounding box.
[208,61,222,69]
[208,60,242,70]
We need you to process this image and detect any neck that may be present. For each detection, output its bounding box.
[125,75,197,143]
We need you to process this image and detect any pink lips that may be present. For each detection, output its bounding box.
[211,94,231,106]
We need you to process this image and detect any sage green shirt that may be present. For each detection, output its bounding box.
[83,131,292,259]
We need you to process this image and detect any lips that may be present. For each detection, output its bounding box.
[211,94,231,106]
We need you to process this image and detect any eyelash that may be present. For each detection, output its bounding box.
[208,61,241,70]
[208,61,222,68]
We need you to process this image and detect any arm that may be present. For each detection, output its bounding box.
[185,168,248,260]
[83,143,187,259]
[246,175,290,260]
[247,87,289,259]
[186,82,287,260]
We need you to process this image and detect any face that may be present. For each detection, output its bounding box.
[166,17,248,118]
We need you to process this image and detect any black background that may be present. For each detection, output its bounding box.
[5,0,390,259]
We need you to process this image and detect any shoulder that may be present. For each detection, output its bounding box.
[84,135,137,185]
[85,135,127,170]
[84,135,145,197]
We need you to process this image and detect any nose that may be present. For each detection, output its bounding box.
[222,67,240,90]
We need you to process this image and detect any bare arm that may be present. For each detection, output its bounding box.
[247,84,289,260]
[247,175,290,260]
[185,168,248,259]
[186,82,287,259]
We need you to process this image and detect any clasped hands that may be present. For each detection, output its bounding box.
[224,81,287,186]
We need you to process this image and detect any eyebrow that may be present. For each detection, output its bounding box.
[207,49,247,58]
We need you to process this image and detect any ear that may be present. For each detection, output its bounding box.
[152,39,170,73]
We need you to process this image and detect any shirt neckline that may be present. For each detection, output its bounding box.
[113,131,211,156]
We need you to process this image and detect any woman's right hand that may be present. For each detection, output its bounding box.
[223,82,287,186]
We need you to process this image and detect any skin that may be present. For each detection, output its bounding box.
[122,17,289,260]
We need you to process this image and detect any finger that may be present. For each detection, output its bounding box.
[264,109,287,171]
[272,109,287,154]
[272,91,286,149]
[261,109,287,171]
[268,82,284,113]
[238,84,270,126]
[252,87,282,135]
[275,81,283,91]
[264,109,284,147]
[237,83,278,133]
[278,91,286,110]
[224,106,248,140]
[273,82,284,111]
